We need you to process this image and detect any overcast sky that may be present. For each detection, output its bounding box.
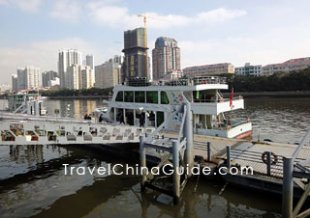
[1,0,310,84]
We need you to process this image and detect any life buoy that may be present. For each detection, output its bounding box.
[262,151,278,165]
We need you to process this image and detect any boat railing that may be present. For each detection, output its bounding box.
[211,118,250,130]
[124,78,152,87]
[123,76,227,87]
[192,76,227,85]
[193,96,243,103]
[161,76,227,86]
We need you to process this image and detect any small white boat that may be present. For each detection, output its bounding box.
[7,93,48,116]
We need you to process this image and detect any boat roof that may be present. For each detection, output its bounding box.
[115,76,228,91]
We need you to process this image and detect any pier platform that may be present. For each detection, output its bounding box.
[0,114,154,146]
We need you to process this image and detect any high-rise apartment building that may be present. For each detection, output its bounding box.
[152,37,181,80]
[122,27,150,82]
[66,65,81,90]
[86,54,94,70]
[66,65,94,90]
[85,54,95,86]
[58,49,82,88]
[11,74,18,93]
[42,71,58,87]
[17,68,26,91]
[80,66,94,89]
[183,63,235,76]
[15,66,41,91]
[95,56,121,89]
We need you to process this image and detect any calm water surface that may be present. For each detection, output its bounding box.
[0,97,309,218]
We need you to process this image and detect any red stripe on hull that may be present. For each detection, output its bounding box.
[235,130,253,139]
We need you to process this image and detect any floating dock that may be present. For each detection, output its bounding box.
[0,112,154,145]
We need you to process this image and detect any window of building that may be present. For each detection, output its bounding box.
[135,91,145,103]
[124,91,134,102]
[160,92,169,104]
[115,91,123,102]
[146,91,158,104]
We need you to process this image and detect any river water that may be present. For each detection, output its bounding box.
[0,97,309,218]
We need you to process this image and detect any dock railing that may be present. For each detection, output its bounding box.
[226,147,285,178]
[222,132,310,218]
[282,129,310,218]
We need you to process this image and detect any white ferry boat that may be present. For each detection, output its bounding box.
[96,76,252,139]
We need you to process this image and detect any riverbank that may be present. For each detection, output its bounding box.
[45,95,110,100]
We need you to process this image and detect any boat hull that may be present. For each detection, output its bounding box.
[235,130,253,140]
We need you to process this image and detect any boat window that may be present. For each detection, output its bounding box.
[147,91,158,104]
[115,91,123,102]
[193,90,213,103]
[193,91,201,102]
[124,91,134,102]
[160,92,169,104]
[135,91,145,103]
[157,111,164,126]
[183,91,193,102]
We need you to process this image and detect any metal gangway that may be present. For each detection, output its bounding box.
[139,102,194,204]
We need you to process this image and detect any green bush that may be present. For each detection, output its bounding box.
[229,68,310,92]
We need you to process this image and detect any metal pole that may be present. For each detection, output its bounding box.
[139,135,146,192]
[267,151,271,176]
[226,146,231,169]
[184,103,193,173]
[282,157,293,218]
[293,183,310,217]
[172,140,180,204]
[207,142,211,162]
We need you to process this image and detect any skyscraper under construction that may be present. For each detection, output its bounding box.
[122,27,150,82]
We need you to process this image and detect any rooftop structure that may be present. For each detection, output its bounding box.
[183,63,235,76]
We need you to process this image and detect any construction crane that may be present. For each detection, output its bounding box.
[138,14,148,80]
[138,14,147,29]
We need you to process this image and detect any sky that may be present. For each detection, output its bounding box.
[1,0,310,84]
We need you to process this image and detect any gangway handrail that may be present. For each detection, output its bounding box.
[292,128,310,161]
[13,102,26,114]
[177,105,187,143]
